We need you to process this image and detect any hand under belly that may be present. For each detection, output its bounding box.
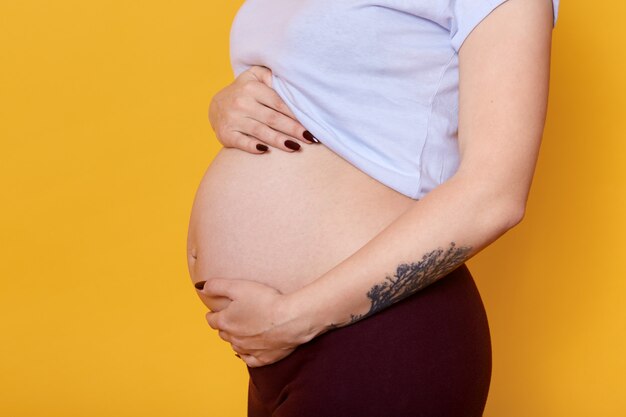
[186,144,414,295]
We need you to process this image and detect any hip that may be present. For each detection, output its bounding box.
[247,263,492,417]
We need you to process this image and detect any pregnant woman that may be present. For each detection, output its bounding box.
[187,0,560,415]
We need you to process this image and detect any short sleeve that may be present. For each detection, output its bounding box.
[449,0,560,53]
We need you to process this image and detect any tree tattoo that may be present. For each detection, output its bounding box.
[343,241,472,326]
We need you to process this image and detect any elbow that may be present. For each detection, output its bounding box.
[471,185,527,236]
[451,173,530,236]
[505,203,526,230]
[494,199,527,234]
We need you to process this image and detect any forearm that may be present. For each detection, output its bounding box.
[284,173,525,343]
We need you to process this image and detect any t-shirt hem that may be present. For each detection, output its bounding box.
[272,75,422,200]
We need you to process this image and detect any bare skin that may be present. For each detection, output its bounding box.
[187,110,416,359]
[190,0,555,367]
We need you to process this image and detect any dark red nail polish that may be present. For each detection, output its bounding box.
[302,130,316,143]
[194,280,206,290]
[284,140,301,151]
[256,143,268,152]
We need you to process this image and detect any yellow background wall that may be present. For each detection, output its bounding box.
[0,1,624,416]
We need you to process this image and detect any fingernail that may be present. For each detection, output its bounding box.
[235,353,241,358]
[256,143,268,152]
[303,130,320,144]
[194,280,206,290]
[284,140,301,151]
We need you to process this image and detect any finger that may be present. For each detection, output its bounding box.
[197,294,231,312]
[239,119,304,152]
[251,87,314,140]
[242,351,284,368]
[251,103,319,145]
[231,344,258,356]
[224,131,271,154]
[221,335,261,356]
[232,75,320,147]
[237,77,304,133]
[240,354,264,368]
[202,278,238,299]
[230,336,270,352]
[205,311,223,330]
[218,329,232,343]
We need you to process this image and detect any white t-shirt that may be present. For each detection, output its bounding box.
[229,0,560,199]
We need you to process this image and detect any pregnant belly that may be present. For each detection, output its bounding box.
[186,143,415,295]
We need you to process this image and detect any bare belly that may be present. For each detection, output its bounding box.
[186,143,415,295]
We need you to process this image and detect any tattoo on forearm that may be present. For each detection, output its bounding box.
[344,241,471,326]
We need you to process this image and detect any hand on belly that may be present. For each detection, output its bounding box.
[191,68,415,368]
[195,288,231,312]
[186,137,414,368]
[196,277,310,368]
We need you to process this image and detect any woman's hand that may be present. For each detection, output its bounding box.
[208,65,320,154]
[195,278,317,367]
[193,280,232,312]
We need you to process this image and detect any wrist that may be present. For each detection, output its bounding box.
[279,288,333,345]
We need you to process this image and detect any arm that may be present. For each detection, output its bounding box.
[287,0,555,336]
[203,0,555,367]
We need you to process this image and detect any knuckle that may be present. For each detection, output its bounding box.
[265,112,279,126]
[214,316,226,330]
[274,133,288,146]
[274,99,288,114]
[291,126,306,140]
[241,81,257,94]
[250,124,265,138]
[263,129,279,144]
[232,95,247,109]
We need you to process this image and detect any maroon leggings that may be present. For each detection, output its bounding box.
[247,264,491,417]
